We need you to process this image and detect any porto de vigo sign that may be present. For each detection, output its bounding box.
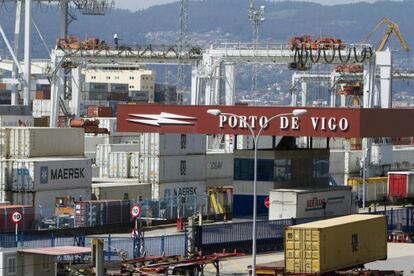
[117,104,414,138]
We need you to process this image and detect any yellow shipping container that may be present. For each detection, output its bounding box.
[285,214,387,274]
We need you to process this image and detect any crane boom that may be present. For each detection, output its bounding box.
[364,17,409,51]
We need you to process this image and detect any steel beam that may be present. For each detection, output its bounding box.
[24,0,32,106]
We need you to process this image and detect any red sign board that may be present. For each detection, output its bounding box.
[117,104,414,138]
[12,212,22,223]
[264,197,270,209]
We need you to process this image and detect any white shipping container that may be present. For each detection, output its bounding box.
[0,115,33,127]
[206,152,233,179]
[108,152,131,178]
[130,152,140,178]
[5,127,84,158]
[268,187,357,220]
[85,135,109,152]
[139,154,206,183]
[96,143,140,167]
[32,99,68,118]
[152,181,206,200]
[1,157,92,192]
[140,133,206,156]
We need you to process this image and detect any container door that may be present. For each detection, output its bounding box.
[285,229,303,273]
[389,174,408,197]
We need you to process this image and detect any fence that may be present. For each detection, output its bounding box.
[2,208,414,259]
[0,233,187,261]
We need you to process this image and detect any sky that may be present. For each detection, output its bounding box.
[114,0,383,11]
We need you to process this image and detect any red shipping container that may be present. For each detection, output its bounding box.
[0,205,35,233]
[86,106,113,118]
[0,83,7,90]
[388,172,414,198]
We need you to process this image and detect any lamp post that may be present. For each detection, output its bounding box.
[207,108,307,276]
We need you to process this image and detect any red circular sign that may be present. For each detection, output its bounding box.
[131,204,141,218]
[264,197,270,209]
[12,211,22,223]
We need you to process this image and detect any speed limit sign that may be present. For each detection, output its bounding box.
[12,212,22,223]
[131,204,141,218]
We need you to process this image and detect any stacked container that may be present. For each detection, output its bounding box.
[74,200,131,227]
[0,127,92,219]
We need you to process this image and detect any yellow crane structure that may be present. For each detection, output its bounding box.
[364,17,410,51]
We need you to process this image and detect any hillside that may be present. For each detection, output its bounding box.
[0,0,413,58]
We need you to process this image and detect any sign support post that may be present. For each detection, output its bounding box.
[12,211,22,246]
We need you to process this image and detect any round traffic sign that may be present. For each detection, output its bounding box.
[12,211,22,223]
[131,204,142,218]
[264,197,270,209]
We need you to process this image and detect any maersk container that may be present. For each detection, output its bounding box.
[206,152,233,179]
[285,214,387,274]
[5,128,84,158]
[388,171,414,198]
[140,133,206,156]
[3,158,92,192]
[96,143,140,167]
[268,187,356,220]
[108,152,131,178]
[152,181,206,200]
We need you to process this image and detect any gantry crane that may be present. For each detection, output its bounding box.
[364,17,409,51]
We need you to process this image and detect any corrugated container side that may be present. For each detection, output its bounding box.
[130,152,140,178]
[159,155,206,183]
[285,215,387,274]
[7,128,84,158]
[74,200,131,227]
[9,158,92,192]
[206,153,233,179]
[152,181,206,200]
[108,152,130,178]
[96,143,140,167]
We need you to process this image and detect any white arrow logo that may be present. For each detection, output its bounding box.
[127,112,196,126]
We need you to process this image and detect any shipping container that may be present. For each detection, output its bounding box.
[0,105,31,116]
[86,106,113,118]
[0,205,34,233]
[35,90,51,100]
[140,154,206,183]
[285,214,387,274]
[4,127,84,158]
[32,99,68,118]
[92,181,151,200]
[388,171,414,198]
[0,115,33,127]
[152,181,206,200]
[74,200,131,227]
[0,157,92,192]
[110,83,129,92]
[84,82,108,92]
[139,133,206,156]
[108,152,131,178]
[108,92,129,101]
[129,90,149,102]
[206,152,233,179]
[96,143,140,167]
[268,187,357,220]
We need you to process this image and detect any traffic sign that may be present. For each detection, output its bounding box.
[264,197,270,209]
[12,211,22,223]
[131,204,142,218]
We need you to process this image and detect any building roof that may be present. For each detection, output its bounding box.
[18,246,91,256]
